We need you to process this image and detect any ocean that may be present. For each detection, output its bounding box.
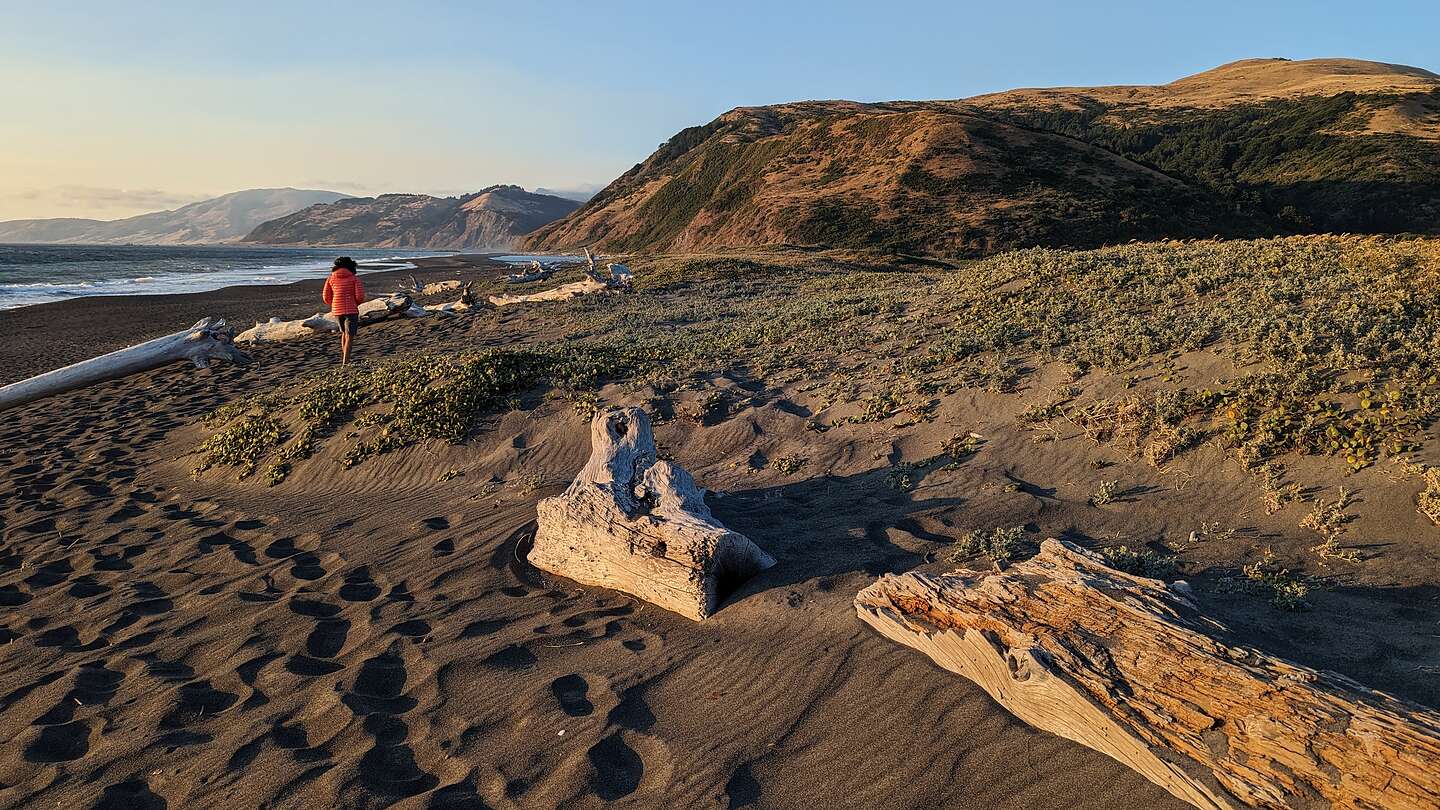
[0,244,457,310]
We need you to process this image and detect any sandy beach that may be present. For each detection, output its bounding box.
[1,244,1437,808]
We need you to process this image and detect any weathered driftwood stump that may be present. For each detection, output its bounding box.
[0,318,251,412]
[854,539,1440,809]
[530,407,775,620]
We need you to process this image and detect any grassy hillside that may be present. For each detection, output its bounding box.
[985,90,1440,233]
[525,59,1440,256]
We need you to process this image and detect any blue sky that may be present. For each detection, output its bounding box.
[1,0,1436,219]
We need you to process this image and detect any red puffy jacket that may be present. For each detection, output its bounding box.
[322,268,366,316]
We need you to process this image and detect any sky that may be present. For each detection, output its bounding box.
[1,0,1436,221]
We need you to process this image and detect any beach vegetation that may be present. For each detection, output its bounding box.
[1099,545,1179,579]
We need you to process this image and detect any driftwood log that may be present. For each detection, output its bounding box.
[487,276,612,306]
[505,261,553,284]
[854,539,1440,809]
[488,261,633,308]
[423,283,482,316]
[0,318,251,412]
[399,274,464,297]
[529,407,775,620]
[234,294,413,344]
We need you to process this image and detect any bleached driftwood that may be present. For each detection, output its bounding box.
[530,407,776,620]
[487,276,613,307]
[234,294,413,344]
[505,261,553,284]
[606,262,633,285]
[399,274,464,297]
[854,539,1440,809]
[0,318,251,412]
[423,283,482,316]
[487,258,633,308]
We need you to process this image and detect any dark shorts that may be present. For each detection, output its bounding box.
[337,314,359,336]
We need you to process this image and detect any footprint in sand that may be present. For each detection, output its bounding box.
[23,557,72,588]
[159,680,238,730]
[0,585,33,606]
[390,619,430,639]
[307,619,351,658]
[341,641,437,798]
[339,567,382,602]
[551,674,594,717]
[479,645,537,671]
[586,733,645,800]
[459,618,509,638]
[286,598,349,676]
[93,778,166,810]
[725,763,763,808]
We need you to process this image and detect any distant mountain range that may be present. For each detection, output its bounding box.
[241,186,580,250]
[0,189,348,245]
[525,58,1440,256]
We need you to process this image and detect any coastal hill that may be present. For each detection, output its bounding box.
[242,185,580,250]
[0,188,347,245]
[525,58,1440,255]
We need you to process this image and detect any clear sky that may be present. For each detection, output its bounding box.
[1,0,1436,221]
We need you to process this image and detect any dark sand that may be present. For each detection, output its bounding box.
[1,256,1436,808]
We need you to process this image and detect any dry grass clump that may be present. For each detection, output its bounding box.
[1300,487,1360,563]
[1420,470,1440,527]
[1067,390,1202,467]
[1258,462,1303,514]
[1397,461,1440,527]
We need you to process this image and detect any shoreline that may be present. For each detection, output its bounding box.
[0,253,505,386]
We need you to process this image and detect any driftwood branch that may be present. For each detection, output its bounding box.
[234,294,414,344]
[0,318,251,412]
[505,261,553,284]
[854,539,1440,809]
[529,407,775,620]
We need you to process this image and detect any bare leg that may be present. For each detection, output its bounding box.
[340,331,351,366]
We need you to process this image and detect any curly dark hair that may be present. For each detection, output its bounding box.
[333,256,358,271]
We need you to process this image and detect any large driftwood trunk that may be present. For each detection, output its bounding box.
[234,294,413,344]
[487,276,612,307]
[855,539,1440,809]
[0,318,251,412]
[489,257,632,307]
[529,407,775,620]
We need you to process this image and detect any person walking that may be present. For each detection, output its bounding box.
[322,256,366,365]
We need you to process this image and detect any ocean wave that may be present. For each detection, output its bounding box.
[0,280,97,289]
